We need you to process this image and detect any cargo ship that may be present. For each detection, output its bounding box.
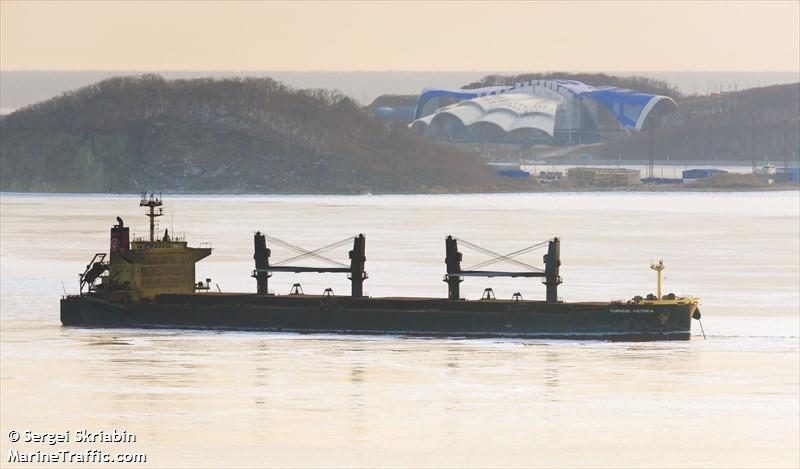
[60,195,702,341]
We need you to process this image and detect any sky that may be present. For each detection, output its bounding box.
[1,1,799,72]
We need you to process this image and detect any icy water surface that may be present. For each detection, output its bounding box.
[1,192,798,467]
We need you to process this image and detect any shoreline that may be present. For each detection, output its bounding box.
[1,185,797,197]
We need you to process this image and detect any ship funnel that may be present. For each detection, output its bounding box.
[110,217,130,256]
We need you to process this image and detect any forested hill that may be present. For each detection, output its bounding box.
[580,83,800,162]
[0,75,521,193]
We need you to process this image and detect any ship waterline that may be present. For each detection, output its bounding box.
[61,294,697,341]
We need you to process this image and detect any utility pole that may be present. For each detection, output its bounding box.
[784,119,789,176]
[648,118,655,180]
[751,115,757,174]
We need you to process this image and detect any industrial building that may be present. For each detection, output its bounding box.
[488,163,530,178]
[782,167,800,183]
[682,168,728,180]
[567,167,641,187]
[409,80,679,145]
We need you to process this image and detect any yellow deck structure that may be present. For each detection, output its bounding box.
[99,194,211,300]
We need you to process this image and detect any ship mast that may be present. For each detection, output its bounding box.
[650,259,665,299]
[140,193,163,244]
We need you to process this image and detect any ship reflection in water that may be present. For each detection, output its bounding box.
[1,193,798,467]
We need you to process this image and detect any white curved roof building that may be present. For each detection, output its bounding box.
[410,79,678,144]
[413,93,560,138]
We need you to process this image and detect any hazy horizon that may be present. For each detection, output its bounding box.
[5,68,799,73]
[3,1,797,112]
[2,69,798,114]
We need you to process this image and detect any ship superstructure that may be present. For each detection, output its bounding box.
[80,194,211,301]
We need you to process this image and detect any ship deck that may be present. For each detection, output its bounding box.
[157,292,613,307]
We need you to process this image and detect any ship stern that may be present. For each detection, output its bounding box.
[60,296,86,326]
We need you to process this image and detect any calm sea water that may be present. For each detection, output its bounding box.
[1,192,798,468]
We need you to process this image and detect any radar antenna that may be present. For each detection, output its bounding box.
[140,192,163,244]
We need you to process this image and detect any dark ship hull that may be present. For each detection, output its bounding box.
[63,196,702,342]
[61,293,697,341]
